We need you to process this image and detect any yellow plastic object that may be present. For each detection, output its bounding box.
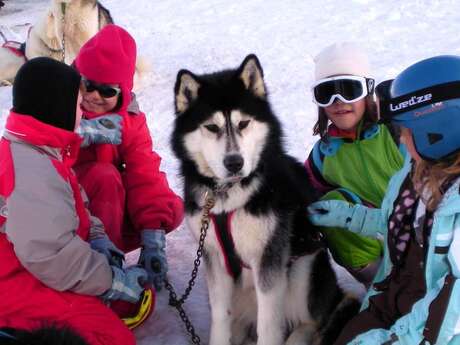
[122,288,155,330]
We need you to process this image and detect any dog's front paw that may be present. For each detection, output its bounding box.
[284,322,316,345]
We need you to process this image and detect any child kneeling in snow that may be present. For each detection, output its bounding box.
[0,57,147,345]
[72,24,184,293]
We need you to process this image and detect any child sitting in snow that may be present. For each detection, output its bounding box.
[305,42,405,287]
[309,54,460,345]
[0,57,147,345]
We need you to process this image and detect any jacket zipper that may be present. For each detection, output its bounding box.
[356,122,380,203]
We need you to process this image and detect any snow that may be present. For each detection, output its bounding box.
[1,0,460,344]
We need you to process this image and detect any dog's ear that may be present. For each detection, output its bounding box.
[238,54,266,99]
[175,70,201,114]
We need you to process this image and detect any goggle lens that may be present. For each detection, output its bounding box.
[313,78,365,106]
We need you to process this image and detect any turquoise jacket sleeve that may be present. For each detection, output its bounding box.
[347,205,386,238]
[304,140,336,193]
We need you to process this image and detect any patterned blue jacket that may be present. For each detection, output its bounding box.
[346,157,460,345]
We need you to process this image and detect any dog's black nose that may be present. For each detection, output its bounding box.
[224,154,244,173]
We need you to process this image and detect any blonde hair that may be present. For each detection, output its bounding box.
[412,154,460,211]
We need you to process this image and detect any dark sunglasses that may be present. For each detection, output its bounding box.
[312,75,375,107]
[81,76,121,98]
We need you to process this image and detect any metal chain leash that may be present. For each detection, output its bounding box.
[60,3,66,62]
[164,191,216,345]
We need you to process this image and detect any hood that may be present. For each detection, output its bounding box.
[5,111,82,166]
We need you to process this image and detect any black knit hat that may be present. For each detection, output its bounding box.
[13,57,81,131]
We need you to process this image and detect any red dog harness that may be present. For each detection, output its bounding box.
[210,211,251,279]
[2,41,26,58]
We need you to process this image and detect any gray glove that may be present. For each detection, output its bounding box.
[138,229,168,291]
[77,114,123,147]
[102,266,148,303]
[90,235,125,268]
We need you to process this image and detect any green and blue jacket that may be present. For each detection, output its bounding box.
[305,122,405,268]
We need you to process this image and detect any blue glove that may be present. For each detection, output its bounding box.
[308,200,356,228]
[308,200,385,235]
[77,114,123,147]
[102,266,148,303]
[90,235,125,268]
[138,229,167,291]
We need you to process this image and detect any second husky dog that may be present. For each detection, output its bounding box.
[0,0,112,83]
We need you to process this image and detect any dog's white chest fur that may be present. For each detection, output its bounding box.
[186,182,277,266]
[230,210,278,262]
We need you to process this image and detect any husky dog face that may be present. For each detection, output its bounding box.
[182,108,269,182]
[173,55,282,184]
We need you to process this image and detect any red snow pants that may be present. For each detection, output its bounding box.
[75,162,141,252]
[0,235,136,345]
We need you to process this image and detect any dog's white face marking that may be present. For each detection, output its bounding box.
[183,109,269,182]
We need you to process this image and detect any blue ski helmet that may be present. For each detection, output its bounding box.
[389,55,460,161]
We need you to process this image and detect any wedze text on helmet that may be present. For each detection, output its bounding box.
[390,93,433,112]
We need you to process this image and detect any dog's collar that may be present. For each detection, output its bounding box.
[214,182,235,194]
[213,174,253,194]
[39,37,64,55]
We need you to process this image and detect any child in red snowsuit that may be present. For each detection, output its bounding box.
[73,25,184,291]
[0,57,147,345]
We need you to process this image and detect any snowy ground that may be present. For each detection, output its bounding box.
[1,0,460,344]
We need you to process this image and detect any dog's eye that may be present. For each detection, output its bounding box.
[238,120,251,131]
[204,124,220,133]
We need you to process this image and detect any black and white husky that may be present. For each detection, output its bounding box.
[171,54,359,345]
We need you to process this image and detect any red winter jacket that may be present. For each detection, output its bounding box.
[74,24,183,233]
[0,114,136,345]
[0,113,112,295]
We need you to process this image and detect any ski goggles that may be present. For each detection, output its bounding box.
[81,76,121,98]
[379,81,460,124]
[121,288,155,330]
[312,75,375,107]
[108,285,155,330]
